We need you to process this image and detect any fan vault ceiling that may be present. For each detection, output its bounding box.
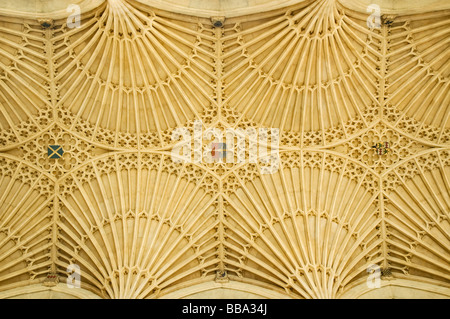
[0,0,449,298]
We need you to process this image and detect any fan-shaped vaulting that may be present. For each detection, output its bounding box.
[0,0,449,298]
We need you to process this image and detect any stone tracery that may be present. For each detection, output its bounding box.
[0,0,449,298]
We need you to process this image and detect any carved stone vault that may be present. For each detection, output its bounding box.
[0,0,449,299]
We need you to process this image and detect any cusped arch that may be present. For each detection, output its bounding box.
[340,277,450,299]
[159,279,292,299]
[0,282,102,299]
